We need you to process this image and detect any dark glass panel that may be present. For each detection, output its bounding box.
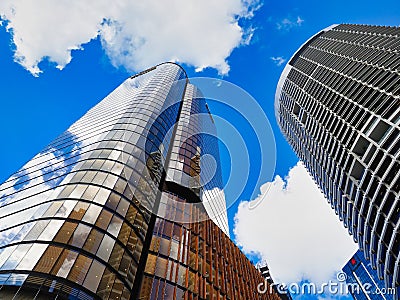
[83,230,104,254]
[67,254,92,285]
[33,246,63,273]
[53,222,78,244]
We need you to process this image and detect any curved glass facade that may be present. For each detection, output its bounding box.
[0,63,186,299]
[275,24,400,292]
[0,63,276,299]
[165,83,229,234]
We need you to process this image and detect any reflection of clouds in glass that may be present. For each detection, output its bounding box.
[202,187,228,230]
[0,75,166,293]
[0,171,50,208]
[56,251,79,278]
[107,216,123,238]
[0,244,32,270]
[0,224,24,247]
[82,204,102,224]
[70,224,91,248]
[54,200,77,218]
[3,274,28,286]
[0,190,53,231]
[0,130,82,211]
[0,221,39,256]
[32,136,99,182]
[97,235,115,261]
[38,220,64,240]
[12,169,31,190]
[16,244,48,270]
[0,246,17,268]
[23,220,50,241]
[39,131,82,186]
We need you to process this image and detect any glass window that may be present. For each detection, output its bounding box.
[42,201,64,217]
[189,251,197,270]
[38,219,64,241]
[70,223,91,248]
[170,240,179,260]
[188,270,196,292]
[119,252,132,276]
[23,220,50,241]
[94,187,111,205]
[106,193,121,211]
[69,184,87,199]
[159,237,170,257]
[83,229,104,254]
[69,201,89,220]
[164,282,175,299]
[16,243,48,270]
[95,209,113,230]
[177,264,187,287]
[108,243,124,271]
[172,224,181,241]
[97,269,116,299]
[54,200,77,218]
[176,287,184,300]
[117,223,132,246]
[53,250,79,278]
[82,204,102,224]
[109,279,124,299]
[96,234,115,261]
[116,198,129,217]
[67,254,92,285]
[104,173,118,189]
[145,254,157,275]
[132,236,142,262]
[107,215,123,237]
[53,222,78,244]
[82,185,100,200]
[58,185,75,198]
[139,276,153,300]
[82,171,97,183]
[163,221,173,237]
[125,205,138,224]
[155,257,168,278]
[114,179,127,194]
[34,245,63,273]
[150,237,160,252]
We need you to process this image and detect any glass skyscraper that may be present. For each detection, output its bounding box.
[0,63,278,299]
[275,24,400,292]
[343,250,392,300]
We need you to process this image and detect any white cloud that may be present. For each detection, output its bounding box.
[241,26,256,45]
[277,16,304,31]
[234,162,357,285]
[270,56,286,66]
[0,0,260,76]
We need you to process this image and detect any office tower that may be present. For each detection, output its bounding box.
[0,62,277,299]
[275,24,400,292]
[343,250,391,300]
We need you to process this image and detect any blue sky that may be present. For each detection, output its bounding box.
[0,0,399,298]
